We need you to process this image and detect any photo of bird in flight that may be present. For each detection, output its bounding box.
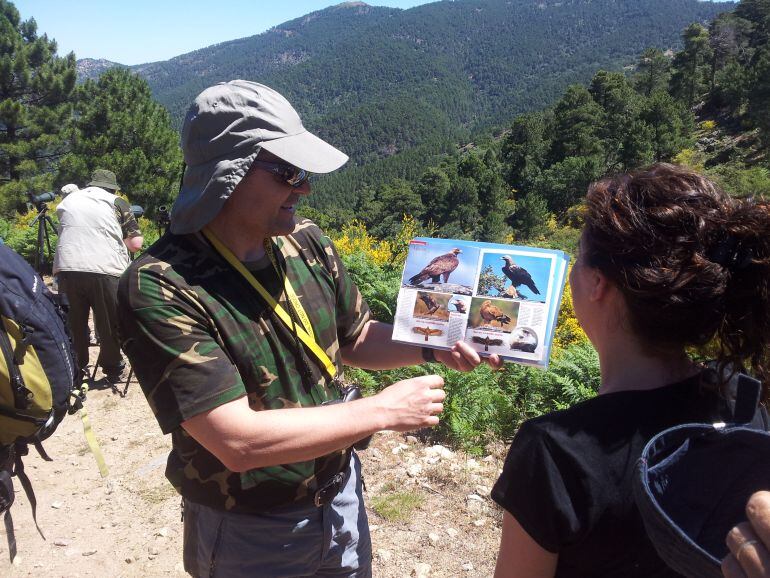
[472,335,504,352]
[412,326,443,342]
[408,248,462,286]
[501,256,540,298]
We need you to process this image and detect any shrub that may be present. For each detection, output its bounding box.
[0,208,58,266]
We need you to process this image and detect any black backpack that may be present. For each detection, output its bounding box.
[0,243,82,561]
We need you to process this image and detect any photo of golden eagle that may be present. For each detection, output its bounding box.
[451,299,467,314]
[408,248,462,285]
[479,300,512,327]
[501,256,540,296]
[419,292,441,315]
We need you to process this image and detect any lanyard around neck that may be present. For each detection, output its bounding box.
[201,226,337,380]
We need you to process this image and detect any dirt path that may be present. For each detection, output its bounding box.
[2,362,505,578]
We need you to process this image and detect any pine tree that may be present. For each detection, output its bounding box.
[734,0,770,48]
[589,71,645,171]
[476,149,510,243]
[640,91,691,162]
[500,111,552,192]
[549,85,604,164]
[634,48,671,97]
[370,179,422,239]
[0,1,76,216]
[416,166,451,227]
[747,46,770,153]
[56,67,182,215]
[670,23,713,107]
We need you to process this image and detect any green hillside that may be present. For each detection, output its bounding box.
[120,0,731,209]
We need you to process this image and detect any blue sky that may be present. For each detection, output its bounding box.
[12,1,435,65]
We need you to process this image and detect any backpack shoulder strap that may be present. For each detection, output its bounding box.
[734,374,762,425]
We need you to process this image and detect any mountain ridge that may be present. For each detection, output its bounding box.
[75,0,734,208]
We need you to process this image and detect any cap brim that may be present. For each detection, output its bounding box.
[260,130,348,173]
[88,181,119,191]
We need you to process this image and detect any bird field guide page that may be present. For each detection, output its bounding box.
[392,237,570,369]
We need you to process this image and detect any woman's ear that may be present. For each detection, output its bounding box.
[588,267,612,303]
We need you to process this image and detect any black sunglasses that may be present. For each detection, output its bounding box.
[250,160,310,188]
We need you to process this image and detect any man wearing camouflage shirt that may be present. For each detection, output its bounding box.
[117,80,501,577]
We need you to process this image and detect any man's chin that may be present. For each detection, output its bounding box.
[271,218,297,237]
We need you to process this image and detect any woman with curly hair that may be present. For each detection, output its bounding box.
[492,164,770,578]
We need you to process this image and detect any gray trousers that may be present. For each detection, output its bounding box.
[183,453,372,578]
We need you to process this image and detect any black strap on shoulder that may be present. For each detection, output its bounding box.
[734,374,762,425]
[0,323,31,410]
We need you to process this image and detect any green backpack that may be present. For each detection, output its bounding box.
[0,243,82,561]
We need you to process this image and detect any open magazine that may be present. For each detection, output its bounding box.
[392,237,570,369]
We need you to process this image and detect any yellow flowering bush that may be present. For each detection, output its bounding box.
[333,215,422,269]
[551,272,588,352]
[673,148,706,172]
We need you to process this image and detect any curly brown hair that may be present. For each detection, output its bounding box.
[583,163,770,398]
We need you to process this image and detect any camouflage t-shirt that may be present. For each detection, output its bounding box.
[117,219,371,513]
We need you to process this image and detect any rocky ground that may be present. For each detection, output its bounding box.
[1,357,506,578]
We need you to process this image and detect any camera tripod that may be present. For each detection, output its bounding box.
[29,202,58,274]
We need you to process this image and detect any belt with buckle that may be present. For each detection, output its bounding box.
[313,471,345,507]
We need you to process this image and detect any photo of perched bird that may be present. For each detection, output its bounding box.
[479,300,512,327]
[510,326,538,353]
[408,248,462,285]
[451,299,467,314]
[501,256,540,297]
[419,292,441,315]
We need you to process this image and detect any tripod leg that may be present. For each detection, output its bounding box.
[42,215,57,273]
[36,216,45,273]
[122,367,133,397]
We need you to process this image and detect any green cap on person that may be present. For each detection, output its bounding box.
[88,169,120,192]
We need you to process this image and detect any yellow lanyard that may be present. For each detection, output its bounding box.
[201,227,337,379]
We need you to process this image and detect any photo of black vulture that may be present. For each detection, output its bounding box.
[408,248,462,286]
[501,256,540,298]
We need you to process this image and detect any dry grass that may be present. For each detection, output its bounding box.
[371,490,424,522]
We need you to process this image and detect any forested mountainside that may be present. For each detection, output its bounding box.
[76,0,730,207]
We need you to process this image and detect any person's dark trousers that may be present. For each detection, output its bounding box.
[58,271,124,378]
